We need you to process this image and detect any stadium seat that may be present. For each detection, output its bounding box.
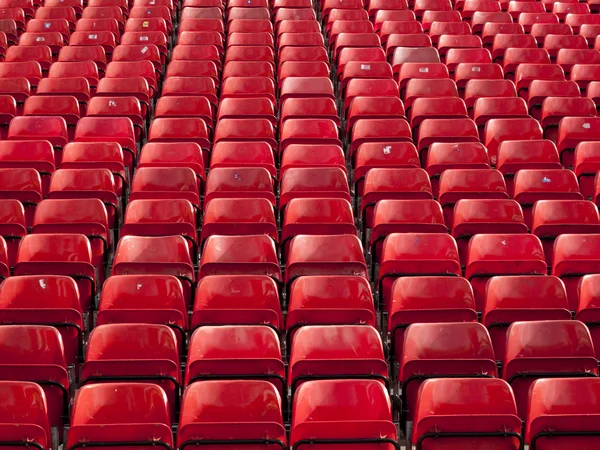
[112,235,195,306]
[48,168,119,229]
[452,199,527,264]
[360,168,432,229]
[532,200,600,266]
[130,167,200,211]
[526,378,600,450]
[483,118,543,165]
[192,275,282,331]
[0,275,83,366]
[528,80,580,119]
[0,381,51,450]
[0,325,69,434]
[290,379,397,450]
[513,169,583,228]
[289,325,387,394]
[67,383,173,450]
[466,234,547,311]
[287,275,376,344]
[97,274,188,351]
[400,322,497,424]
[503,320,597,417]
[413,378,522,450]
[575,142,600,198]
[379,233,461,310]
[483,275,571,360]
[81,324,180,414]
[178,380,286,450]
[8,116,68,164]
[558,117,600,167]
[186,325,284,394]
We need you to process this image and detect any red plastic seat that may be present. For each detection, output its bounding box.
[422,10,462,31]
[565,13,600,33]
[503,320,597,417]
[508,0,545,19]
[204,167,274,206]
[48,61,99,93]
[285,234,367,286]
[0,200,24,266]
[289,325,387,393]
[452,199,527,265]
[472,11,513,34]
[0,61,41,91]
[464,79,516,111]
[0,381,51,450]
[541,96,596,141]
[503,48,552,81]
[112,235,195,306]
[81,323,180,414]
[0,326,69,434]
[287,276,376,342]
[212,121,275,161]
[483,117,543,165]
[388,276,477,362]
[0,139,54,197]
[120,32,168,62]
[5,46,52,73]
[280,144,345,178]
[122,198,197,257]
[361,168,432,229]
[148,117,209,152]
[201,198,276,245]
[438,169,508,229]
[557,49,600,75]
[374,9,415,32]
[23,96,79,134]
[8,116,67,165]
[186,325,284,392]
[400,322,497,424]
[291,379,397,450]
[130,167,199,212]
[491,34,536,63]
[279,167,350,213]
[579,23,600,46]
[192,275,282,331]
[32,198,108,277]
[367,196,439,253]
[69,31,116,57]
[413,378,522,450]
[571,64,600,93]
[74,117,136,170]
[0,78,29,108]
[282,73,333,97]
[222,61,274,80]
[282,198,355,256]
[396,62,448,97]
[178,380,285,450]
[466,234,547,310]
[526,378,600,450]
[531,23,573,45]
[97,274,188,350]
[575,142,600,198]
[58,46,107,75]
[558,117,600,167]
[67,383,172,450]
[0,168,41,227]
[347,93,404,131]
[514,64,566,103]
[281,98,339,128]
[199,234,280,282]
[95,77,149,118]
[280,118,341,154]
[416,118,478,162]
[105,61,157,97]
[553,233,600,309]
[26,19,70,42]
[528,80,580,119]
[513,169,582,228]
[378,233,461,310]
[391,47,440,79]
[344,78,399,114]
[0,275,83,366]
[209,141,275,177]
[429,22,471,45]
[483,275,571,361]
[473,97,529,137]
[403,78,457,112]
[231,31,274,48]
